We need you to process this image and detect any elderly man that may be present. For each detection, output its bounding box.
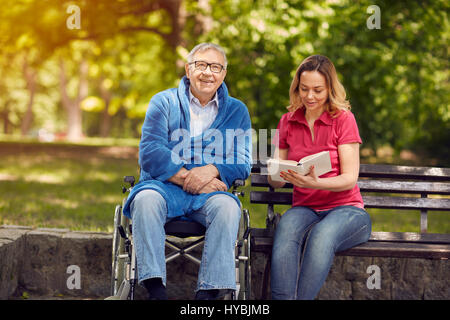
[122,43,252,300]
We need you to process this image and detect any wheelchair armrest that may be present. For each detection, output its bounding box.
[124,176,135,187]
[232,179,245,187]
[231,179,245,197]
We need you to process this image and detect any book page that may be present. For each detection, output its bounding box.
[298,151,332,177]
[266,151,332,182]
[299,151,327,162]
[266,159,302,182]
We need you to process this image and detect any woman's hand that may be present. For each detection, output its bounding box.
[279,165,320,189]
[280,143,360,191]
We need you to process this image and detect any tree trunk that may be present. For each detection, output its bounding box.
[197,0,213,34]
[163,0,183,49]
[2,101,11,134]
[99,77,112,137]
[162,0,187,74]
[20,58,37,136]
[59,57,88,141]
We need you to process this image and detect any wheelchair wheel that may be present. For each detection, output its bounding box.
[236,208,251,300]
[109,199,134,299]
[110,204,122,296]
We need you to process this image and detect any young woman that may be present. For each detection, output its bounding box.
[269,55,372,300]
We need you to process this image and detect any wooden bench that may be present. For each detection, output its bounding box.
[249,163,450,298]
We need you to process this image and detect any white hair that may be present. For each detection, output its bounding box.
[186,43,228,70]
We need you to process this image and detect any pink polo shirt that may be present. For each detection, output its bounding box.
[274,108,364,211]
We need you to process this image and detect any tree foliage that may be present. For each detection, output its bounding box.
[0,0,448,163]
[203,0,449,162]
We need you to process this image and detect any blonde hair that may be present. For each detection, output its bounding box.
[288,55,350,116]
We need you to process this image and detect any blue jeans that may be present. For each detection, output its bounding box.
[271,205,371,300]
[130,189,241,291]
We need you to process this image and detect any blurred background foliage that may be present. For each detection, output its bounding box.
[0,0,448,164]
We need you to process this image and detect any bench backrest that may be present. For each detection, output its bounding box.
[250,164,450,233]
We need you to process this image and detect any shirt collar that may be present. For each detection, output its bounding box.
[289,107,333,126]
[189,89,219,108]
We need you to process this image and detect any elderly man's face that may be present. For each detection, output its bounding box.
[185,49,227,105]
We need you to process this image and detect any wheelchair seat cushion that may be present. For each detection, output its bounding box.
[164,220,206,238]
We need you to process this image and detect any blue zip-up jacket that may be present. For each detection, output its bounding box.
[122,76,252,218]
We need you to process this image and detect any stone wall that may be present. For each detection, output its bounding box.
[250,251,449,300]
[0,225,448,300]
[0,225,112,299]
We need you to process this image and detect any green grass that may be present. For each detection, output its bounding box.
[0,142,139,232]
[0,134,140,147]
[0,139,449,234]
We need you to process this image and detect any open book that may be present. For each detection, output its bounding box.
[266,151,332,182]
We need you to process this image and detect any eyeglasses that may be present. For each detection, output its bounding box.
[189,61,225,73]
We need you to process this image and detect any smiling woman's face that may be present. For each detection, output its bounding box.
[185,49,227,105]
[299,70,329,112]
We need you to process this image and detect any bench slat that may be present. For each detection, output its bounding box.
[251,174,450,195]
[252,163,450,180]
[358,180,450,194]
[251,230,450,259]
[251,229,450,245]
[251,236,450,259]
[359,164,450,180]
[250,191,450,211]
[251,174,291,188]
[338,242,450,259]
[366,231,450,244]
[363,196,450,210]
[250,191,291,205]
[250,174,272,187]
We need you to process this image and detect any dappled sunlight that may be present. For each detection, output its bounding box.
[0,143,137,232]
[1,151,136,187]
[97,194,123,205]
[43,197,79,209]
[1,155,76,182]
[0,168,72,184]
[81,170,124,184]
[24,174,67,184]
[97,146,138,159]
[0,173,18,181]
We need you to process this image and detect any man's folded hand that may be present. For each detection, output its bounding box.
[197,178,228,194]
[182,165,220,194]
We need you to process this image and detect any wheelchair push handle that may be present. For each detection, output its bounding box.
[231,179,245,197]
[124,176,135,186]
[233,179,245,187]
[122,176,136,194]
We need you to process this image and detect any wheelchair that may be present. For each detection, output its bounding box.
[106,176,251,300]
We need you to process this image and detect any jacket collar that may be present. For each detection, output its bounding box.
[288,107,333,126]
[189,89,219,109]
[178,76,229,133]
[179,76,228,110]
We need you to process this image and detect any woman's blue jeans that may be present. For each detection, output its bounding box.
[130,189,241,292]
[271,205,371,300]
